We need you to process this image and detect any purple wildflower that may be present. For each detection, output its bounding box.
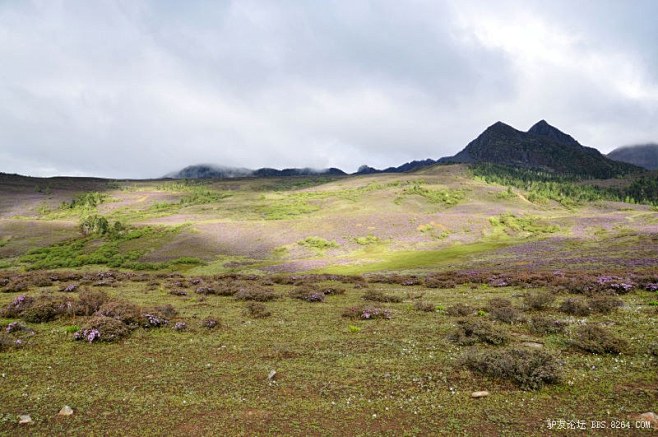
[6,322,23,333]
[143,313,168,328]
[173,321,187,331]
[305,293,325,303]
[645,283,658,292]
[63,284,78,292]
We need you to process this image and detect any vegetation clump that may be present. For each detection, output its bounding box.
[73,316,130,343]
[234,286,278,302]
[523,291,556,310]
[362,289,403,303]
[588,296,623,314]
[342,306,392,320]
[571,325,628,355]
[445,303,475,317]
[244,302,271,319]
[449,318,510,346]
[527,316,568,335]
[298,236,339,250]
[289,287,325,302]
[413,301,436,312]
[462,348,562,390]
[559,298,591,316]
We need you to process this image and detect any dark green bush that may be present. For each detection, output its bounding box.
[588,296,623,314]
[96,301,142,326]
[489,306,523,324]
[74,290,110,316]
[77,316,130,343]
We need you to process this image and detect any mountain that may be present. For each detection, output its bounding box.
[166,164,346,179]
[607,144,658,170]
[439,120,641,178]
[355,158,439,175]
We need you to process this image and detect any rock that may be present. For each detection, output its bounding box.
[18,415,33,424]
[267,370,277,381]
[637,412,658,427]
[471,391,489,398]
[58,405,74,416]
[521,341,544,349]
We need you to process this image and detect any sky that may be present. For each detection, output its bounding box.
[1,0,657,178]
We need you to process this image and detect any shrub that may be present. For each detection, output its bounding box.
[571,325,628,355]
[0,333,23,352]
[74,316,130,343]
[201,318,220,329]
[234,286,278,302]
[0,295,35,318]
[289,287,326,302]
[320,286,345,295]
[96,301,142,326]
[244,302,271,319]
[141,312,169,328]
[414,301,436,312]
[362,289,403,303]
[486,298,513,311]
[170,289,188,296]
[446,303,475,317]
[462,348,561,390]
[489,306,523,324]
[448,318,510,346]
[151,304,177,319]
[528,317,568,335]
[559,298,591,316]
[74,290,109,316]
[523,291,556,311]
[173,321,187,331]
[588,296,623,314]
[21,295,74,323]
[342,306,392,320]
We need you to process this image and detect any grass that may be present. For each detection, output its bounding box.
[321,241,512,275]
[0,271,656,435]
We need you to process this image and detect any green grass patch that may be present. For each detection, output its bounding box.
[354,235,381,245]
[298,236,339,250]
[320,241,510,274]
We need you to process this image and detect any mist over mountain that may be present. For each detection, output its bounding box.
[166,164,346,179]
[439,120,641,178]
[607,144,658,170]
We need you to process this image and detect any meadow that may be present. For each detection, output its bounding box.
[0,164,656,435]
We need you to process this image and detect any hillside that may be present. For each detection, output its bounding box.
[608,143,658,170]
[440,120,641,178]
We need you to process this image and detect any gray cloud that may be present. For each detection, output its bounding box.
[1,0,657,178]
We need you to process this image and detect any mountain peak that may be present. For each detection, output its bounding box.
[527,120,580,147]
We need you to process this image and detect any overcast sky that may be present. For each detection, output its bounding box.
[1,0,657,178]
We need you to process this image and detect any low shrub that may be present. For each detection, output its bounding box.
[244,302,271,319]
[173,321,187,331]
[489,306,523,324]
[362,289,403,303]
[96,301,142,326]
[0,333,23,352]
[462,348,561,390]
[523,291,555,311]
[74,290,109,316]
[559,298,591,316]
[74,316,130,343]
[141,312,169,328]
[448,318,510,346]
[21,295,74,323]
[446,303,475,317]
[527,317,568,335]
[289,287,326,302]
[486,298,513,311]
[588,296,623,314]
[342,306,392,320]
[0,295,35,318]
[319,286,345,295]
[414,301,436,312]
[201,318,220,329]
[571,325,628,355]
[234,286,278,302]
[151,304,177,319]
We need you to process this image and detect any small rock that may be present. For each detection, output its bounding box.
[18,415,33,424]
[58,405,74,416]
[521,342,544,349]
[637,412,658,427]
[267,370,277,381]
[471,391,489,398]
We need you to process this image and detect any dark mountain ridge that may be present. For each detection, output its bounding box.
[166,164,346,179]
[439,120,641,179]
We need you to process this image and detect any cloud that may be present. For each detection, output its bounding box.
[0,0,657,177]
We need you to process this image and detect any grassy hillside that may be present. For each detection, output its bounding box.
[1,165,657,435]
